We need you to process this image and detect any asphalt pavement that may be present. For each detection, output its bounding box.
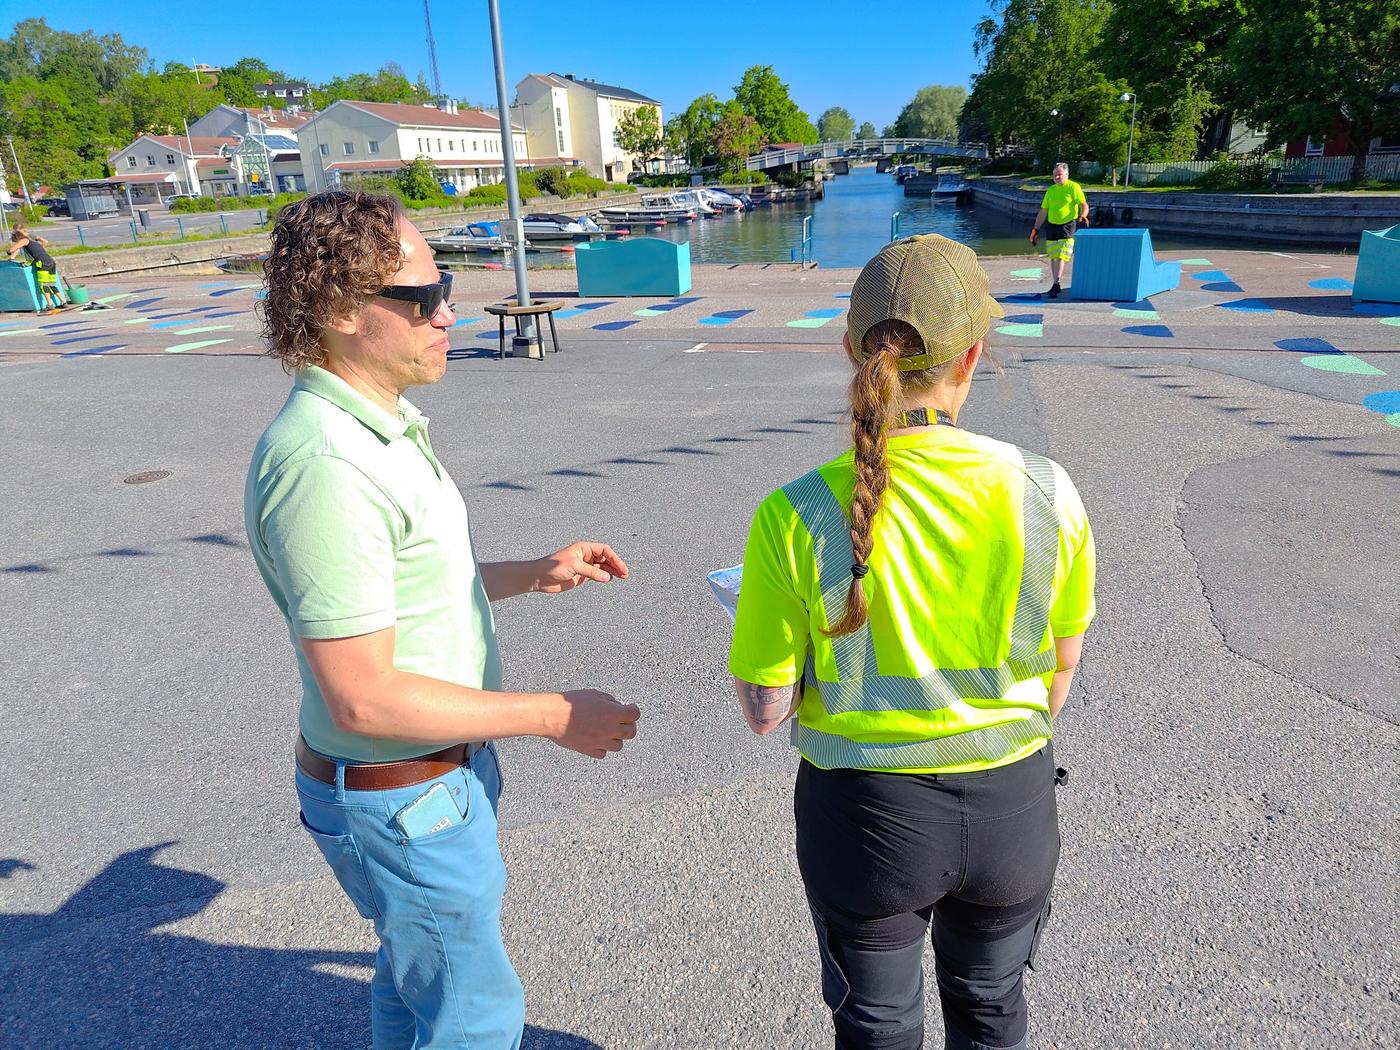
[1,256,1396,1048]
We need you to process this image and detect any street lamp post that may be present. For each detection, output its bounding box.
[7,137,33,207]
[1119,92,1138,187]
[486,0,535,351]
[1050,108,1064,164]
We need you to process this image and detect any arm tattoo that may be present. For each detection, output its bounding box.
[733,679,801,734]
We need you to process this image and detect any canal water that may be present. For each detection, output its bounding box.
[642,166,1027,267]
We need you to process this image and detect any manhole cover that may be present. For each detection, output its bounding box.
[124,470,172,485]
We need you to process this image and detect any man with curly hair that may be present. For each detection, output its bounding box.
[244,191,641,1049]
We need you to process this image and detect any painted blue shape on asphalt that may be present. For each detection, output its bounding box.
[1308,277,1354,291]
[150,320,192,329]
[669,297,702,305]
[1003,313,1044,324]
[575,301,613,310]
[127,298,164,309]
[1218,299,1275,313]
[1189,270,1230,283]
[62,343,125,358]
[41,322,91,331]
[1201,281,1245,293]
[552,309,587,320]
[699,309,754,327]
[1274,337,1343,355]
[204,310,244,319]
[208,287,249,297]
[593,319,641,331]
[804,308,845,318]
[200,281,232,289]
[1352,302,1400,316]
[1362,391,1400,414]
[1121,324,1175,338]
[50,333,109,346]
[835,293,851,299]
[147,312,190,320]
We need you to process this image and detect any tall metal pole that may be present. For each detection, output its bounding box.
[486,0,535,348]
[7,137,33,207]
[183,117,197,196]
[1123,95,1138,188]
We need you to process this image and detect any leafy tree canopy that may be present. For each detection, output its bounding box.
[888,86,966,139]
[734,65,818,144]
[855,121,878,140]
[665,93,724,166]
[614,105,664,169]
[817,106,855,142]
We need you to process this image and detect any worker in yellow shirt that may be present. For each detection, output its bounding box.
[729,234,1096,1050]
[1029,162,1090,298]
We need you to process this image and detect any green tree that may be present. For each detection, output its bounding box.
[125,63,222,134]
[855,120,878,140]
[1228,0,1400,178]
[614,105,664,171]
[1097,0,1243,160]
[319,64,421,106]
[665,93,723,166]
[394,156,440,201]
[964,0,1125,167]
[888,85,966,139]
[218,57,288,108]
[733,65,818,143]
[817,106,856,142]
[715,105,767,173]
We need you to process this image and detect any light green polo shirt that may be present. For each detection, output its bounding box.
[244,365,501,762]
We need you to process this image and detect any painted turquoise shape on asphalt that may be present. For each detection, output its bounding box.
[1121,324,1174,338]
[787,308,844,329]
[634,308,666,317]
[834,293,851,299]
[1299,355,1386,376]
[200,281,232,288]
[1177,258,1212,266]
[1009,268,1043,280]
[1275,337,1343,355]
[995,322,1044,338]
[1308,277,1354,291]
[1217,299,1275,314]
[150,320,192,329]
[1380,317,1400,327]
[451,317,483,327]
[61,344,125,358]
[1112,308,1159,320]
[1387,412,1400,429]
[1362,391,1400,415]
[164,339,232,353]
[173,325,235,335]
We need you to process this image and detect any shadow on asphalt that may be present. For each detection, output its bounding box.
[0,845,601,1049]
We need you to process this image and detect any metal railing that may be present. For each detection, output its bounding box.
[748,138,988,171]
[790,214,813,267]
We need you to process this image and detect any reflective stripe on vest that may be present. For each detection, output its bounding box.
[780,450,1059,768]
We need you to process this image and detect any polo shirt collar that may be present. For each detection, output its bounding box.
[294,365,428,441]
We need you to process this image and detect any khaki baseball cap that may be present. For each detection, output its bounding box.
[847,234,1003,372]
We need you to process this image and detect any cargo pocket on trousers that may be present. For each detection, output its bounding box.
[1025,892,1053,972]
[299,812,381,920]
[809,908,852,1015]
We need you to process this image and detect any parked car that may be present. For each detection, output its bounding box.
[37,197,70,216]
[164,193,201,205]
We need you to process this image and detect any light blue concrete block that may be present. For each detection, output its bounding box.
[1353,225,1400,304]
[1069,229,1181,302]
[575,239,692,298]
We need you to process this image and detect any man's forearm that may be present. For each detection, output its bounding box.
[1033,208,1048,230]
[479,560,537,601]
[334,667,566,743]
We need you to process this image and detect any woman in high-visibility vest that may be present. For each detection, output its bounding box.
[730,234,1095,1050]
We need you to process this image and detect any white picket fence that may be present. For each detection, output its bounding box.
[1076,154,1400,186]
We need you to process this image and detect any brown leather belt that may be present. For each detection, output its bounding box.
[295,735,484,791]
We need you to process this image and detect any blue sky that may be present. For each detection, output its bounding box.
[9,2,990,129]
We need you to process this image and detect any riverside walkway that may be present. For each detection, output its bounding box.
[1,251,1396,1048]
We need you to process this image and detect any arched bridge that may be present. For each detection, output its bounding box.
[746,138,989,172]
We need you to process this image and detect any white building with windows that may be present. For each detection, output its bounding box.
[189,103,313,141]
[296,100,529,194]
[513,74,662,182]
[104,135,237,203]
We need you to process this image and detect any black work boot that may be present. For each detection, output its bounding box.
[1048,282,1062,299]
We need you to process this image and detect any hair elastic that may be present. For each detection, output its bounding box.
[850,563,869,579]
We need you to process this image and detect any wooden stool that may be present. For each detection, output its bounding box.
[484,300,564,361]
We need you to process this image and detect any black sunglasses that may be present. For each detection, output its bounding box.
[373,270,453,320]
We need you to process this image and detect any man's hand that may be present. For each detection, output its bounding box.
[530,541,629,594]
[1080,213,1090,227]
[551,689,642,759]
[1029,228,1039,246]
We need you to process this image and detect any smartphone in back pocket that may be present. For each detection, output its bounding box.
[393,782,462,839]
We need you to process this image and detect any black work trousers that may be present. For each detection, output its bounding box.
[795,744,1061,1050]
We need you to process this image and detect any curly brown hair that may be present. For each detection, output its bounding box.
[259,191,404,371]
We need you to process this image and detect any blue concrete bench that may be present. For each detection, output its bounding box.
[1353,224,1400,304]
[575,237,691,297]
[1068,229,1181,302]
[0,260,67,313]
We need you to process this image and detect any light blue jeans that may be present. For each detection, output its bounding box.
[295,744,525,1049]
